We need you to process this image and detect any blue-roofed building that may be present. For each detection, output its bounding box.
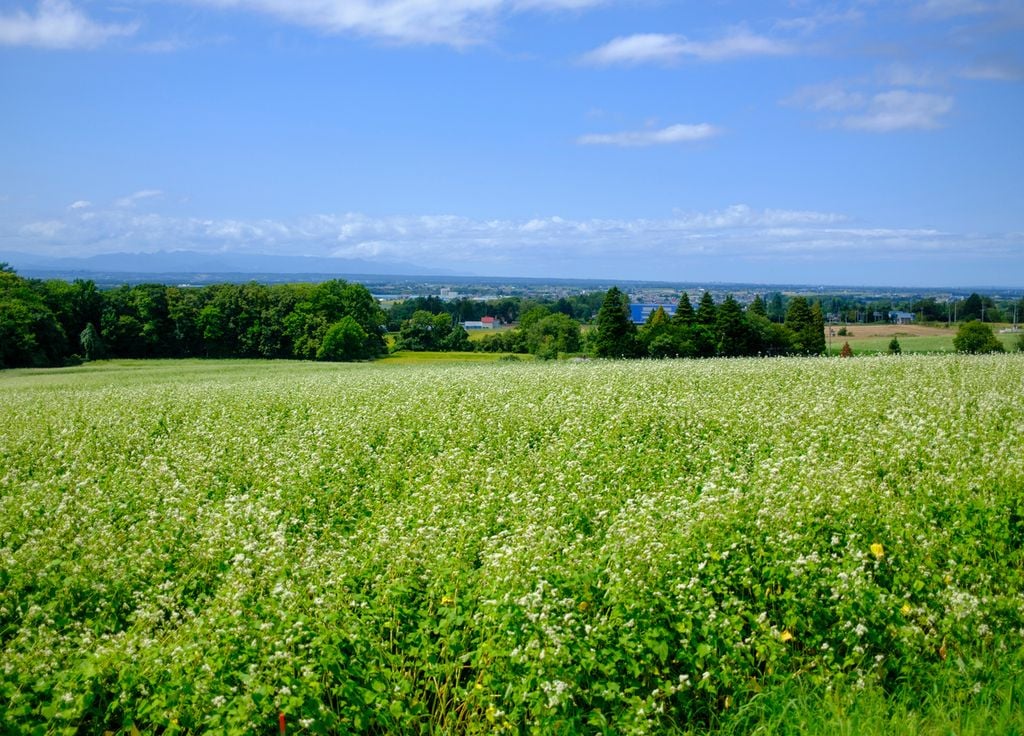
[889,311,915,324]
[630,303,677,325]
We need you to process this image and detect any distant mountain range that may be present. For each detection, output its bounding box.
[0,250,460,278]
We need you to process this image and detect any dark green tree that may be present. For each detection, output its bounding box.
[526,313,581,356]
[785,297,824,355]
[768,292,786,323]
[716,295,749,357]
[696,291,717,326]
[593,287,637,358]
[439,323,472,352]
[79,322,104,361]
[317,316,369,361]
[638,306,674,358]
[745,313,793,356]
[672,293,695,326]
[953,321,1004,353]
[748,295,767,318]
[519,305,552,331]
[808,303,827,355]
[0,268,66,368]
[888,337,902,354]
[960,293,984,322]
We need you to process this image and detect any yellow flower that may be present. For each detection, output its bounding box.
[780,630,794,642]
[870,542,885,560]
[901,603,912,616]
[441,595,454,606]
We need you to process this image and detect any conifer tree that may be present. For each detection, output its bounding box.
[673,292,695,325]
[594,287,637,358]
[696,291,717,326]
[785,297,825,355]
[748,295,767,318]
[716,295,747,357]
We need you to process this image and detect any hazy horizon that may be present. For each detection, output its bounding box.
[2,1,1022,287]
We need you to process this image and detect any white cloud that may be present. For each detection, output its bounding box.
[581,30,795,66]
[68,199,91,209]
[13,203,1015,270]
[914,0,994,18]
[785,83,866,111]
[0,0,137,49]
[787,82,955,132]
[841,90,953,131]
[879,63,942,88]
[960,62,1024,81]
[774,8,863,34]
[577,123,720,147]
[115,189,164,208]
[19,219,66,237]
[182,0,605,46]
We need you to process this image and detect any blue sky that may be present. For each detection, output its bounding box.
[1,0,1022,286]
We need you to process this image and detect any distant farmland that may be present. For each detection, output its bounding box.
[826,323,1020,354]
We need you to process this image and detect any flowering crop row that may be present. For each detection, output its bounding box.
[1,355,1022,733]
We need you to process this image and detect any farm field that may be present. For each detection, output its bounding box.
[378,350,532,365]
[2,355,1023,734]
[825,323,1020,354]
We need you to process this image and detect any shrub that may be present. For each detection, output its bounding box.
[953,320,1004,354]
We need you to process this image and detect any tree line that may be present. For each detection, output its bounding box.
[591,287,825,359]
[1,265,387,368]
[3,264,1019,368]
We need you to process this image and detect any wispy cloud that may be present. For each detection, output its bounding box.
[914,0,996,19]
[115,189,164,208]
[182,0,605,47]
[879,63,943,88]
[960,62,1024,80]
[774,7,863,34]
[581,30,795,66]
[68,200,92,210]
[9,204,1020,279]
[842,90,954,131]
[787,83,954,131]
[0,0,137,49]
[577,123,720,147]
[785,83,866,111]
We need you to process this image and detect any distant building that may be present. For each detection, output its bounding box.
[440,288,460,301]
[629,303,677,325]
[889,311,915,324]
[462,316,500,330]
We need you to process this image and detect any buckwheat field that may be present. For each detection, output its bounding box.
[2,355,1023,734]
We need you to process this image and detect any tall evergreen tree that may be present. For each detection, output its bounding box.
[748,295,767,318]
[594,286,637,358]
[768,292,786,322]
[716,295,748,357]
[673,292,695,326]
[696,291,717,326]
[808,303,827,355]
[784,297,825,355]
